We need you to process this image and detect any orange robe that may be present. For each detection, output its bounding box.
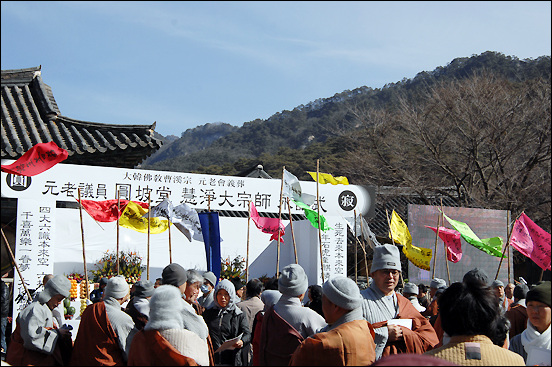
[505,303,528,339]
[289,319,377,366]
[6,321,65,366]
[70,301,126,366]
[258,306,304,366]
[127,329,199,366]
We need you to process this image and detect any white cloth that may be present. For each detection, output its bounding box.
[181,298,209,340]
[16,300,59,354]
[521,321,551,366]
[159,328,210,366]
[407,296,426,313]
[273,294,327,339]
[133,297,150,317]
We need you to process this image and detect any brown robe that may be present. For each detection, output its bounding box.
[70,301,126,366]
[289,319,377,366]
[373,293,439,357]
[422,298,439,320]
[258,306,304,366]
[505,303,528,339]
[6,321,65,366]
[127,329,199,366]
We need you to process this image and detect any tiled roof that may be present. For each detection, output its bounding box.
[1,66,163,168]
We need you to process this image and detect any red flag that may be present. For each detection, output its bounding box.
[78,199,149,222]
[250,202,285,243]
[426,225,463,263]
[1,141,68,176]
[510,213,551,271]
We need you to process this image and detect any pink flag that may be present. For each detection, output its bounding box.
[1,141,68,176]
[250,202,285,243]
[510,213,551,271]
[425,226,462,263]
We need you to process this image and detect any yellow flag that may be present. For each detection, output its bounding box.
[389,210,432,270]
[307,171,349,185]
[119,201,169,234]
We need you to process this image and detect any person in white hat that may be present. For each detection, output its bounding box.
[70,275,138,365]
[360,244,439,360]
[403,282,426,313]
[197,271,217,310]
[259,264,327,366]
[289,276,376,365]
[6,275,72,366]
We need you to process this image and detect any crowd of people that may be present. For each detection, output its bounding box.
[1,243,550,366]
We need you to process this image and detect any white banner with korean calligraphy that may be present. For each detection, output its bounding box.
[12,198,55,331]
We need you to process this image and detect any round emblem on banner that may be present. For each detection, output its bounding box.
[6,174,32,191]
[338,190,357,211]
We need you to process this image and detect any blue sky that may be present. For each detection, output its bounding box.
[2,1,550,137]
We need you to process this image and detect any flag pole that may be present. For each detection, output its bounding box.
[358,212,369,281]
[385,208,404,288]
[287,198,298,264]
[168,217,172,264]
[495,212,522,281]
[246,201,251,282]
[316,159,325,283]
[147,192,151,281]
[431,208,440,279]
[1,228,32,303]
[78,188,90,300]
[116,189,120,275]
[277,167,285,277]
[354,210,358,284]
[507,210,511,283]
[441,200,451,285]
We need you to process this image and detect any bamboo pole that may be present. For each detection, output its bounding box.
[116,189,120,275]
[316,160,325,283]
[431,209,440,279]
[358,212,369,280]
[1,228,33,303]
[246,201,251,282]
[385,208,404,288]
[276,167,285,277]
[440,200,451,285]
[78,189,90,300]
[168,217,172,264]
[354,210,358,283]
[507,211,511,283]
[287,198,298,264]
[495,212,523,281]
[147,192,151,280]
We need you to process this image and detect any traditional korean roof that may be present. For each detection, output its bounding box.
[1,66,163,168]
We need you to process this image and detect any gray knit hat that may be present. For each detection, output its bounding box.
[261,290,282,312]
[162,263,188,288]
[371,244,401,273]
[279,264,309,297]
[134,280,154,298]
[463,268,489,286]
[145,285,185,331]
[491,280,504,288]
[430,278,447,289]
[323,276,363,310]
[513,283,529,300]
[403,282,419,295]
[38,275,71,303]
[203,271,217,287]
[104,275,130,299]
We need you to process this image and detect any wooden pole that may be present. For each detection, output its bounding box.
[147,192,151,280]
[354,210,358,283]
[431,209,440,279]
[1,228,33,303]
[78,189,90,300]
[246,201,251,282]
[116,189,120,275]
[316,160,325,283]
[358,212,369,280]
[287,198,298,264]
[385,208,404,288]
[276,167,285,277]
[495,212,522,281]
[168,218,172,264]
[507,211,511,283]
[440,200,451,285]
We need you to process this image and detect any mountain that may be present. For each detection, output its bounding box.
[140,51,551,176]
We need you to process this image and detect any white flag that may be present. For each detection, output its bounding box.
[344,214,379,249]
[143,198,202,242]
[282,168,316,206]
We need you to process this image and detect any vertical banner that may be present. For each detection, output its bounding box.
[318,216,347,283]
[199,212,222,282]
[12,198,55,331]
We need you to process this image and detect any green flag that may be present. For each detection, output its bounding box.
[292,199,332,231]
[442,213,505,257]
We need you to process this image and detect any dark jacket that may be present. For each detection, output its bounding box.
[203,307,251,366]
[1,281,10,317]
